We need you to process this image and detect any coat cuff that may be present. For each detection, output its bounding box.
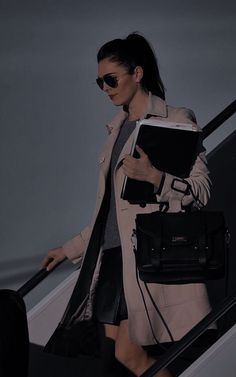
[155,172,189,205]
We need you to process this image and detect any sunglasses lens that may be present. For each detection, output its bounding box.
[96,78,103,89]
[96,75,118,90]
[104,75,118,88]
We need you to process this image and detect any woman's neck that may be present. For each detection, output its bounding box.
[126,91,149,121]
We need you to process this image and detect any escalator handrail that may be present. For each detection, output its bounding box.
[202,99,236,139]
[17,259,66,298]
[141,292,236,377]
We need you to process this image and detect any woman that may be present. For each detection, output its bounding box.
[42,33,213,377]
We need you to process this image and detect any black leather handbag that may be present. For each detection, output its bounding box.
[133,210,229,284]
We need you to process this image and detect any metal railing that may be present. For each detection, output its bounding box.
[202,99,236,139]
[17,259,66,297]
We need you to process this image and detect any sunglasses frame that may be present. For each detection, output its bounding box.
[96,72,130,90]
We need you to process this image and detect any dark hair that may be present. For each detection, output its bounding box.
[97,33,165,100]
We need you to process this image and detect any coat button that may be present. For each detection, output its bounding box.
[139,203,146,208]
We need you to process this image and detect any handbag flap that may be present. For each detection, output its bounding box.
[135,210,226,247]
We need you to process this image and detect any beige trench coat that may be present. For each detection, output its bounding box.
[63,93,212,345]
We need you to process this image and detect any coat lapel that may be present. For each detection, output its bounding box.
[98,111,128,176]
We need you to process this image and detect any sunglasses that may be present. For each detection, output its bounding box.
[96,72,129,90]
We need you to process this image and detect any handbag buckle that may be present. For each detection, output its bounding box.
[171,236,187,244]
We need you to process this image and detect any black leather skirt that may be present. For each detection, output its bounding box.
[93,246,128,325]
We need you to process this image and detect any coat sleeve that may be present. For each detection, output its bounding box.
[156,108,211,211]
[62,225,92,264]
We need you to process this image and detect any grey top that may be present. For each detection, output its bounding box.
[102,119,136,250]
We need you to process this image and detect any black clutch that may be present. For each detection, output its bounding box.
[133,210,229,284]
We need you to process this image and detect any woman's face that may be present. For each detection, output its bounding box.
[97,58,142,107]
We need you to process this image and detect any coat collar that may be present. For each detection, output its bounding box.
[146,92,167,119]
[105,92,167,134]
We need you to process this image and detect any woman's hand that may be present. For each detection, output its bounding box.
[122,145,163,186]
[41,247,67,271]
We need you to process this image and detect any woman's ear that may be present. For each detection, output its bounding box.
[134,66,144,83]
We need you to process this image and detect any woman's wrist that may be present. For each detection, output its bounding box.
[147,166,164,187]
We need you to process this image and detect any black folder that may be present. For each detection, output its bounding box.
[121,118,201,203]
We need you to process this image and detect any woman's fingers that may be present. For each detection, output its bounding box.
[122,147,153,181]
[40,248,66,271]
[46,256,65,271]
[135,145,147,157]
